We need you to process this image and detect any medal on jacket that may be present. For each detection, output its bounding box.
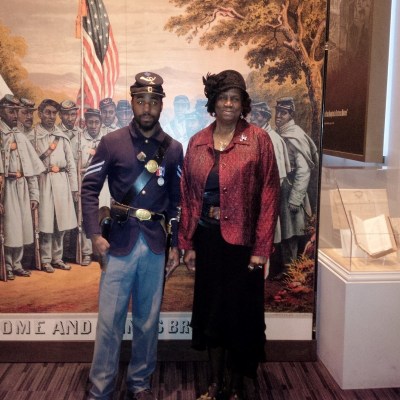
[156,166,165,186]
[137,151,146,162]
[145,159,158,173]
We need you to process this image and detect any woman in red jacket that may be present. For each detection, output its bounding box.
[177,70,280,400]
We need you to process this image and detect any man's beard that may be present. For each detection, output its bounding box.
[134,115,158,132]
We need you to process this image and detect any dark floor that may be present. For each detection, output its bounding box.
[0,360,399,400]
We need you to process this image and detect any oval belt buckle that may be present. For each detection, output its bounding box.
[135,208,152,221]
[145,160,158,174]
[51,165,60,173]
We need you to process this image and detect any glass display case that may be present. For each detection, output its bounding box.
[319,166,400,272]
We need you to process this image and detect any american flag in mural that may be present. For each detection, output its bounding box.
[76,0,119,109]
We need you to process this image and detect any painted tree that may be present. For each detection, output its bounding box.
[165,0,327,140]
[0,23,38,99]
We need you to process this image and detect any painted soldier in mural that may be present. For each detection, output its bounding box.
[58,99,81,262]
[195,98,214,130]
[99,97,119,134]
[251,101,290,185]
[17,98,37,142]
[116,99,133,128]
[58,100,80,141]
[165,94,191,152]
[184,111,202,140]
[34,99,78,273]
[0,95,45,280]
[275,97,319,273]
[251,101,291,279]
[71,108,104,267]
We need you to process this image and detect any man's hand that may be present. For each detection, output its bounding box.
[31,200,39,210]
[91,234,110,256]
[73,191,80,203]
[165,247,180,280]
[183,249,196,273]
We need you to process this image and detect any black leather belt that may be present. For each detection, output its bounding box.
[45,166,69,174]
[7,171,24,179]
[128,207,164,221]
[111,201,165,224]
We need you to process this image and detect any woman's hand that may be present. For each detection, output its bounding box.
[183,249,196,272]
[248,255,266,272]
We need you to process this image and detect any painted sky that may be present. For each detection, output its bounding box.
[0,0,250,77]
[0,0,252,115]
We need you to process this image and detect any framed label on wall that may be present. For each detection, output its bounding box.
[323,0,392,162]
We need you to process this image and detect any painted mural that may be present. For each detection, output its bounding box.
[0,0,326,339]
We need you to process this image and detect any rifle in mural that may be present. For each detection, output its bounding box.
[32,131,41,270]
[76,128,83,265]
[32,205,41,270]
[0,182,6,281]
[0,142,6,281]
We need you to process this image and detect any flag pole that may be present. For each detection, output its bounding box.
[75,0,85,266]
[75,0,87,117]
[79,0,85,119]
[80,20,84,120]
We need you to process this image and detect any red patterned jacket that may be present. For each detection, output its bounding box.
[178,119,280,257]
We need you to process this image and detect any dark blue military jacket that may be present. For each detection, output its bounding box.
[81,120,183,256]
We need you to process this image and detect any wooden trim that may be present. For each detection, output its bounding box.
[0,340,317,363]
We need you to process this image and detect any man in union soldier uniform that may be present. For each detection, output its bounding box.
[17,97,37,142]
[99,97,119,134]
[0,95,45,280]
[116,99,133,128]
[34,99,78,273]
[71,108,104,267]
[58,99,81,141]
[82,72,183,400]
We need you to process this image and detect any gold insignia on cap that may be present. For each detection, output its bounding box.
[145,160,158,174]
[140,75,157,85]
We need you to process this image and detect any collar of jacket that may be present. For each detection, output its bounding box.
[128,119,165,144]
[195,118,251,150]
[37,124,71,141]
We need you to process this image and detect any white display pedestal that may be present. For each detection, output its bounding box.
[317,250,400,389]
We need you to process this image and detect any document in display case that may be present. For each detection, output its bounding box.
[319,166,400,272]
[349,212,397,258]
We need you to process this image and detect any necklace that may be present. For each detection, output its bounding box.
[214,128,235,151]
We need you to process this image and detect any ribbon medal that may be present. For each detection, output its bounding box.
[156,166,165,186]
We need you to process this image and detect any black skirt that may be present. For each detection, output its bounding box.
[191,224,266,377]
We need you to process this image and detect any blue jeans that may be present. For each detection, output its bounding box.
[88,234,165,399]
